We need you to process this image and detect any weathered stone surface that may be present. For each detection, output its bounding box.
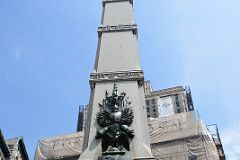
[79,0,154,159]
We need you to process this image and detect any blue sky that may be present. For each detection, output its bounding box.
[0,0,239,159]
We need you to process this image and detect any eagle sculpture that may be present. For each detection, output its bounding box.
[96,83,134,153]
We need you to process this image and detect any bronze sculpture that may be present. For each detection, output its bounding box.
[96,83,134,159]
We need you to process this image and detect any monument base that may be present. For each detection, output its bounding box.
[98,154,132,160]
[98,147,132,160]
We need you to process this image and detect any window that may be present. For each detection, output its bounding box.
[177,108,181,113]
[153,109,156,112]
[175,95,179,101]
[147,108,150,112]
[152,98,156,104]
[146,100,149,105]
[176,102,180,107]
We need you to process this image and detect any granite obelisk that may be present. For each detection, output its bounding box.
[79,0,154,159]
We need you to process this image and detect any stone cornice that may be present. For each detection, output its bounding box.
[89,70,144,84]
[98,24,137,36]
[102,0,133,6]
[145,86,185,98]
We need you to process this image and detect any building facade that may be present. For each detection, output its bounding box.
[144,81,194,118]
[144,81,225,160]
[0,130,29,160]
[0,130,11,160]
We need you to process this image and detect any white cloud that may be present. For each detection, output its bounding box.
[222,124,240,160]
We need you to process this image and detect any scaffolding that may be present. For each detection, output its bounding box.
[185,86,194,111]
[35,111,223,160]
[149,111,220,160]
[206,124,226,160]
[34,132,83,160]
[76,105,85,132]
